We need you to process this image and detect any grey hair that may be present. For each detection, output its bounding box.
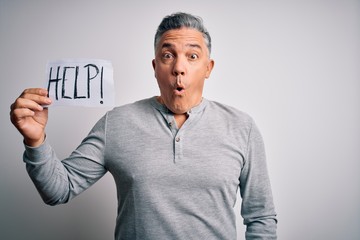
[154,12,212,55]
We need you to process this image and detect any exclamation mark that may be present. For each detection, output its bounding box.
[100,66,104,104]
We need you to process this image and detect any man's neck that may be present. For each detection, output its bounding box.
[156,96,189,128]
[174,113,188,129]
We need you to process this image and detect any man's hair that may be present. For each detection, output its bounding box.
[154,12,212,55]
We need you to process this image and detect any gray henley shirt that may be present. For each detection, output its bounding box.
[24,97,277,239]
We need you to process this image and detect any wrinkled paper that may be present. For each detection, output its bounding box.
[45,59,114,107]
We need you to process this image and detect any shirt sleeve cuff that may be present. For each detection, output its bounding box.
[23,137,53,165]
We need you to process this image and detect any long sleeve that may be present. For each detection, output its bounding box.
[23,114,108,206]
[239,120,277,239]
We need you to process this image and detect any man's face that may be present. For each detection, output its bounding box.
[152,27,214,114]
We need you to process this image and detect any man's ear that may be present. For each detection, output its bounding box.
[205,59,215,79]
[152,59,156,78]
[152,59,156,70]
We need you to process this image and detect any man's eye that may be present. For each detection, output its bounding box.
[189,54,199,60]
[163,53,173,59]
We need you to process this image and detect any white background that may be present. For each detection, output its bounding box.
[1,0,359,239]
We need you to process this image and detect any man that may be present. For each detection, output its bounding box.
[10,12,277,239]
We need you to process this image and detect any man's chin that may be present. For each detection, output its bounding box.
[167,103,189,115]
[169,107,188,115]
[160,96,197,114]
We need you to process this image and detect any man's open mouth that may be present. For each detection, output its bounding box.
[174,86,185,95]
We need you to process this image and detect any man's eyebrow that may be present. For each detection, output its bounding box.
[161,43,173,49]
[160,43,203,50]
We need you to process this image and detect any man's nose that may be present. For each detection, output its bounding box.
[172,57,186,76]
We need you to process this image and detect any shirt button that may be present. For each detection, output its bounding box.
[175,137,181,142]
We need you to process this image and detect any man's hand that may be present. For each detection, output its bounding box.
[10,88,52,147]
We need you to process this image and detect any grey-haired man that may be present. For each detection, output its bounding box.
[10,12,277,239]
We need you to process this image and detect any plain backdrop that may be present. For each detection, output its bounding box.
[1,0,359,239]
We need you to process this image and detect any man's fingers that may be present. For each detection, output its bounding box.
[11,108,35,121]
[12,92,52,112]
[21,88,48,97]
[11,97,44,112]
[10,88,51,127]
[21,92,52,105]
[19,88,51,106]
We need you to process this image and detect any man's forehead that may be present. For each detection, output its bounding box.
[159,28,205,46]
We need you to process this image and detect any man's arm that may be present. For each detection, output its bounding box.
[23,118,108,205]
[239,120,277,239]
[10,88,107,205]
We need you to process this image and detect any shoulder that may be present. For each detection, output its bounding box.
[95,97,156,130]
[203,99,262,154]
[106,97,154,118]
[205,99,254,128]
[112,97,153,112]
